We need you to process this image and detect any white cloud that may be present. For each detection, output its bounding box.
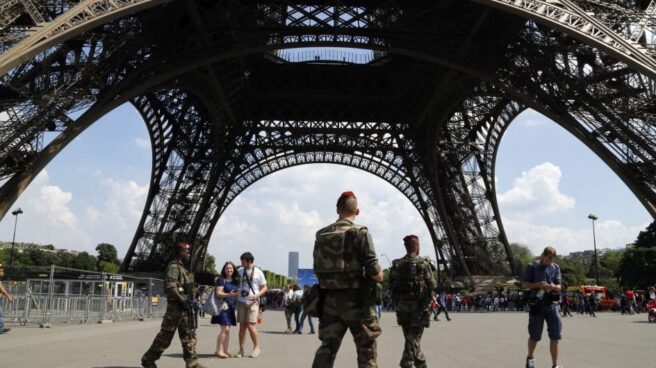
[211,164,433,274]
[498,162,645,256]
[502,217,646,256]
[515,110,549,127]
[134,137,150,149]
[0,170,91,248]
[498,162,575,217]
[98,178,149,229]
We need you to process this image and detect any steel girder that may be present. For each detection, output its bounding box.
[0,1,655,279]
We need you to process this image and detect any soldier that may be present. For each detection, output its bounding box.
[389,235,437,368]
[141,242,205,368]
[312,191,384,368]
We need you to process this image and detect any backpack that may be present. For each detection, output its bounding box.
[390,256,432,303]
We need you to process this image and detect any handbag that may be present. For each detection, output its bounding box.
[202,287,223,316]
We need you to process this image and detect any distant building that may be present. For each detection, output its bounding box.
[288,251,299,279]
[565,248,609,266]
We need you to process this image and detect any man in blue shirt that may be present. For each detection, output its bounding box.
[522,247,563,368]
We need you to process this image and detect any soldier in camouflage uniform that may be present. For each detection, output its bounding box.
[312,191,384,368]
[141,242,205,368]
[389,235,438,368]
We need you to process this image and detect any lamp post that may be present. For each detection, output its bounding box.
[587,213,600,286]
[9,207,24,265]
[380,253,392,267]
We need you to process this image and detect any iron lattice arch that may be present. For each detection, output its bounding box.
[1,1,656,284]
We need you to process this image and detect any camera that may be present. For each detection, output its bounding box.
[241,290,249,297]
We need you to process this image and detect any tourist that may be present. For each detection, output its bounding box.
[0,263,14,334]
[587,293,597,318]
[282,284,296,333]
[212,261,239,358]
[295,284,316,334]
[522,246,563,368]
[292,284,303,329]
[625,288,637,314]
[561,293,573,317]
[236,252,268,358]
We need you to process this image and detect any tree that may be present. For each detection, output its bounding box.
[73,252,98,271]
[203,254,218,274]
[556,257,587,286]
[509,243,535,272]
[617,221,656,289]
[95,243,119,264]
[97,261,119,273]
[596,249,623,279]
[635,221,656,248]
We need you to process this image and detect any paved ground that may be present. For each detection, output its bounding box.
[0,311,652,368]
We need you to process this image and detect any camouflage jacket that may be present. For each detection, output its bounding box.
[165,259,195,302]
[389,253,437,310]
[313,218,382,289]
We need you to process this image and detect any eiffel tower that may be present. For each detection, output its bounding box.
[1,1,655,285]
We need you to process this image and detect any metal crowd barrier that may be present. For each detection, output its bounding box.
[0,293,168,327]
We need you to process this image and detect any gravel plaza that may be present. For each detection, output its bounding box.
[0,310,651,368]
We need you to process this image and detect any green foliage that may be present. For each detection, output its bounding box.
[618,247,656,289]
[97,260,119,273]
[95,243,120,264]
[73,252,97,271]
[617,221,656,289]
[556,257,587,286]
[203,254,218,274]
[595,249,623,278]
[635,221,656,248]
[510,243,535,271]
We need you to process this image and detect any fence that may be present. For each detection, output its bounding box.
[0,265,168,327]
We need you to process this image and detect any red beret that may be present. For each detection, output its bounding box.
[178,242,190,250]
[336,191,356,205]
[403,235,419,245]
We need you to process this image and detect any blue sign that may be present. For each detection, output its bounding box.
[297,268,318,287]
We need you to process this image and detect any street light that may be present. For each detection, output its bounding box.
[380,253,392,267]
[587,213,600,286]
[9,207,24,266]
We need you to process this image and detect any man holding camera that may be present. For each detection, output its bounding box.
[142,242,205,368]
[522,246,563,368]
[236,252,267,358]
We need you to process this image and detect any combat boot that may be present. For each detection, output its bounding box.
[140,360,157,368]
[186,361,206,368]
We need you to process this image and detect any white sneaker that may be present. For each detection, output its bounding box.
[525,358,535,368]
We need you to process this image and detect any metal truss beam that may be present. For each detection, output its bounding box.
[2,1,656,278]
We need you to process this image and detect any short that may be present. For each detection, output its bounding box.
[528,303,562,341]
[237,301,259,324]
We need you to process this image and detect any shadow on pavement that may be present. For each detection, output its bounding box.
[260,330,294,334]
[164,353,218,358]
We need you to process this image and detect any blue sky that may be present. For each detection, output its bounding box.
[0,104,651,275]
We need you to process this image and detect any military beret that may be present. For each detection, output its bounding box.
[177,242,190,250]
[337,191,356,205]
[403,235,419,245]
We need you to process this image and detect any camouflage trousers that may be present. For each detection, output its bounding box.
[312,290,381,368]
[400,325,426,368]
[142,302,199,367]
